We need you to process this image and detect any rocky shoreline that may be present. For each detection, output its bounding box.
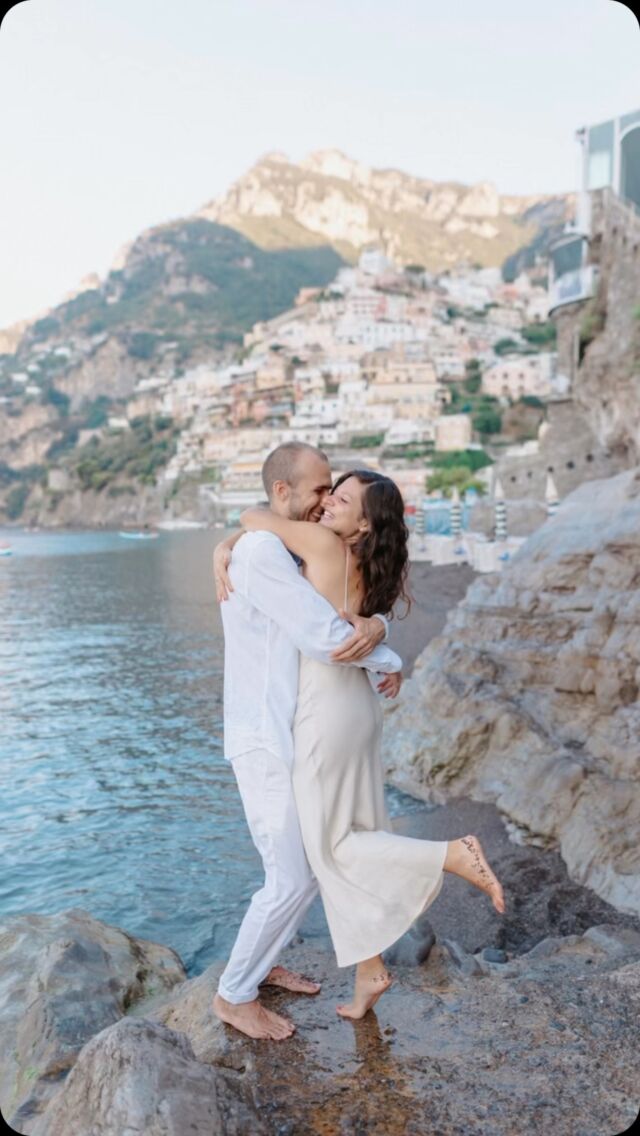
[2,900,639,1136]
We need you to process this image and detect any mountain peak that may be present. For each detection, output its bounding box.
[259,150,291,166]
[198,149,571,271]
[299,149,370,184]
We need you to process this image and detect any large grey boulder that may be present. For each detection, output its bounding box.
[0,908,186,1130]
[26,1018,263,1136]
[383,467,640,916]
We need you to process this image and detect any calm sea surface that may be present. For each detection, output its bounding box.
[0,528,418,975]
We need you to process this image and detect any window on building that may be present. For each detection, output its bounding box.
[621,125,640,211]
[551,237,585,277]
[587,119,615,188]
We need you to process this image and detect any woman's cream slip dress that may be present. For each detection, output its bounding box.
[292,546,448,966]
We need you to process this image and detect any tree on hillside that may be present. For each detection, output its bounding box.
[431,448,492,472]
[426,466,486,497]
[521,321,556,347]
[494,338,520,356]
[473,407,502,436]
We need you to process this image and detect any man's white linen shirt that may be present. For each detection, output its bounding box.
[221,531,402,768]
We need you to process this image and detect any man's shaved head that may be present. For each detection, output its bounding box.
[261,442,332,521]
[261,442,328,499]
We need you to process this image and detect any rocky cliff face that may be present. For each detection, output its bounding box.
[554,189,640,463]
[383,466,640,918]
[200,149,571,271]
[0,401,60,469]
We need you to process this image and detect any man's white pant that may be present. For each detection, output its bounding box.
[218,748,318,1004]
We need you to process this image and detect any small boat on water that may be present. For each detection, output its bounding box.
[0,544,12,557]
[157,519,206,531]
[118,529,159,540]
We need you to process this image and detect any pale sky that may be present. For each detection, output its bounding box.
[1,0,638,329]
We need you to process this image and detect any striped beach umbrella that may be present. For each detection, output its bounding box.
[415,503,425,536]
[545,472,559,517]
[493,476,507,542]
[449,486,462,538]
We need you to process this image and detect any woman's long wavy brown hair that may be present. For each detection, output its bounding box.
[332,469,411,619]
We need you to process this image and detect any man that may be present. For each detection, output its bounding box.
[212,442,399,1040]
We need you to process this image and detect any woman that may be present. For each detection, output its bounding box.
[223,469,505,1019]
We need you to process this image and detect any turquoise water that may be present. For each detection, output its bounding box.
[0,529,419,975]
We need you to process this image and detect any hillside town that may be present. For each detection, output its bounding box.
[117,251,559,514]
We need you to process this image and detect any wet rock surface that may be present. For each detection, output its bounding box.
[7,898,639,1135]
[0,908,186,1131]
[139,929,640,1136]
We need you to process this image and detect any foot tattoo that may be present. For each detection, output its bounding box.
[455,835,506,914]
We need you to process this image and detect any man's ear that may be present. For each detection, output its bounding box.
[272,480,290,504]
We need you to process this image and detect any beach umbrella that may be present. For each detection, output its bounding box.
[545,472,559,517]
[493,476,507,542]
[449,486,462,538]
[415,504,425,536]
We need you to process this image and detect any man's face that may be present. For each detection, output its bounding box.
[287,454,332,522]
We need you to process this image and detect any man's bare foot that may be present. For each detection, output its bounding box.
[260,965,321,995]
[213,992,295,1040]
[336,969,393,1021]
[444,834,506,913]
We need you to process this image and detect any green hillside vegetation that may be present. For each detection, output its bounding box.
[443,356,546,442]
[426,467,487,497]
[443,379,503,438]
[431,448,493,472]
[73,415,180,491]
[521,321,557,347]
[426,447,492,498]
[21,220,344,365]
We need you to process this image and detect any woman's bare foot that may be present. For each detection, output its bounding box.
[260,965,321,995]
[213,992,295,1040]
[444,834,506,913]
[336,966,393,1021]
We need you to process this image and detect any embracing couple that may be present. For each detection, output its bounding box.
[212,441,504,1040]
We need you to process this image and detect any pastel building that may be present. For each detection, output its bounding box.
[434,414,472,451]
[482,353,556,399]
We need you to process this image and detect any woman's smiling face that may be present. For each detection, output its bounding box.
[319,476,368,539]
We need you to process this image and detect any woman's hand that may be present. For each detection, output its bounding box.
[213,542,234,602]
[377,671,403,699]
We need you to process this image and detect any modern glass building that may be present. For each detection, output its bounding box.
[581,108,640,208]
[549,108,640,313]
